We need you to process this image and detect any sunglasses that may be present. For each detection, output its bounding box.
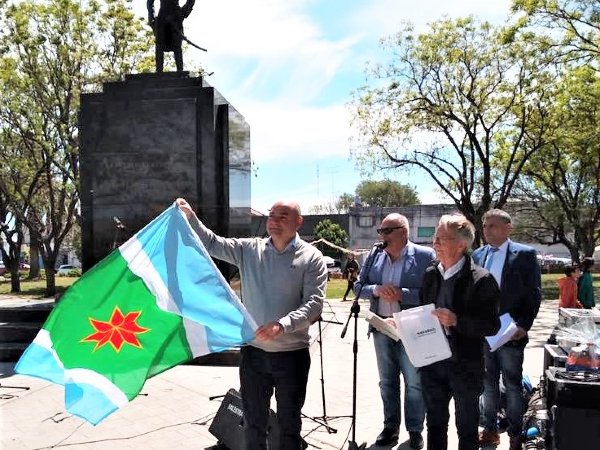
[376,226,404,235]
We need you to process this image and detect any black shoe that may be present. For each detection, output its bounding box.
[375,428,399,446]
[409,431,424,449]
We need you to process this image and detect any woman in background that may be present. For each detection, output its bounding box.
[578,257,596,309]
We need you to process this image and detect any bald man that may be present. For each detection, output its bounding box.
[177,198,327,450]
[354,213,435,449]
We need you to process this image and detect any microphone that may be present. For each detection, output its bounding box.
[113,216,125,229]
[374,241,388,250]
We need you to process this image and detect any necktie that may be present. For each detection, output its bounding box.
[485,247,498,271]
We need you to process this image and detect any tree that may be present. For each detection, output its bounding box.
[510,0,599,67]
[335,193,355,213]
[313,219,348,259]
[513,65,600,260]
[0,0,153,295]
[355,180,419,207]
[0,191,24,292]
[351,17,554,246]
[309,193,356,214]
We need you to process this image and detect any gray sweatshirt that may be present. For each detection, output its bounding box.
[189,216,327,352]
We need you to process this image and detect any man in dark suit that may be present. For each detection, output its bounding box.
[354,213,435,448]
[472,209,541,450]
[420,214,500,450]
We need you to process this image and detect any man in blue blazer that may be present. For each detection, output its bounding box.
[472,209,541,450]
[354,213,435,449]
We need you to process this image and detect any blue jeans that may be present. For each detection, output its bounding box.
[481,343,525,437]
[240,346,311,450]
[373,330,425,432]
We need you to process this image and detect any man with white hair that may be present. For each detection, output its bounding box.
[419,214,500,450]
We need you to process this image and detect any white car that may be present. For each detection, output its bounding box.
[56,264,79,276]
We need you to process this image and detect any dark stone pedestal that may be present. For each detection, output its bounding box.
[79,72,251,271]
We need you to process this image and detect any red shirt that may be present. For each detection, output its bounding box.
[558,276,581,308]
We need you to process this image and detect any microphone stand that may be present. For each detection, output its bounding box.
[340,242,385,450]
[302,314,349,434]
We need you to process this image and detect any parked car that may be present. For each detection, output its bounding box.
[56,264,79,276]
[0,262,29,276]
[323,256,342,279]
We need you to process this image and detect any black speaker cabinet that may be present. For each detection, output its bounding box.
[209,388,279,450]
[545,368,600,410]
[550,406,600,450]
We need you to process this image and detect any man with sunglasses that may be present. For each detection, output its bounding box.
[354,213,435,449]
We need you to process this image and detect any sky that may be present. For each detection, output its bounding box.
[135,0,512,214]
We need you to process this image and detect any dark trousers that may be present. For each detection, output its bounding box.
[420,358,483,450]
[240,346,311,450]
[343,280,355,299]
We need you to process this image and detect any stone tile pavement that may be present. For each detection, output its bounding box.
[0,297,559,450]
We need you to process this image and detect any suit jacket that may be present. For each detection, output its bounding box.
[354,241,435,314]
[420,258,501,364]
[472,240,541,332]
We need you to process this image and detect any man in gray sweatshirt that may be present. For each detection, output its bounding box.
[176,198,327,450]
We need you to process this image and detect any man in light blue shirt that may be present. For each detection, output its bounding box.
[354,213,435,449]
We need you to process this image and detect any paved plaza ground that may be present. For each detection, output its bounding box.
[0,296,558,450]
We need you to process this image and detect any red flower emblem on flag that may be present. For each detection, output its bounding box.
[82,306,150,352]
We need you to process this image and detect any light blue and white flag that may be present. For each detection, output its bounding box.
[16,204,256,424]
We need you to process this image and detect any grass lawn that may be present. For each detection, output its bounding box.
[327,273,600,301]
[2,273,600,302]
[0,276,77,299]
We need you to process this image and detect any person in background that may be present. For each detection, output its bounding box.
[578,257,596,309]
[354,213,435,449]
[419,214,500,450]
[176,198,327,450]
[558,265,582,309]
[341,253,359,302]
[472,209,541,450]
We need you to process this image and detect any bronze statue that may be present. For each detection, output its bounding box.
[147,0,195,72]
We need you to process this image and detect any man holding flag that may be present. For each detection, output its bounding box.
[176,198,327,450]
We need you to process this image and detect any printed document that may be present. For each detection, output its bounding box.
[485,313,517,352]
[393,304,452,367]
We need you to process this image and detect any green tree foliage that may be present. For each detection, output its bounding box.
[0,0,153,295]
[513,65,600,260]
[351,17,553,245]
[314,219,348,259]
[335,193,355,213]
[355,180,419,207]
[510,0,599,66]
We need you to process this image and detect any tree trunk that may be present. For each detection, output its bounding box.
[9,266,21,293]
[29,243,41,279]
[45,269,56,297]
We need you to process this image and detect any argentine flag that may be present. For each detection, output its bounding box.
[16,204,256,425]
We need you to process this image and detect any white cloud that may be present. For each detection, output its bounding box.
[241,101,351,162]
[346,0,511,36]
[136,0,513,211]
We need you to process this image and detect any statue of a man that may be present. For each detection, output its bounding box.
[147,0,195,73]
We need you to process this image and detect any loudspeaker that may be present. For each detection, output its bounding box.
[545,368,600,410]
[550,405,600,450]
[209,388,279,450]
